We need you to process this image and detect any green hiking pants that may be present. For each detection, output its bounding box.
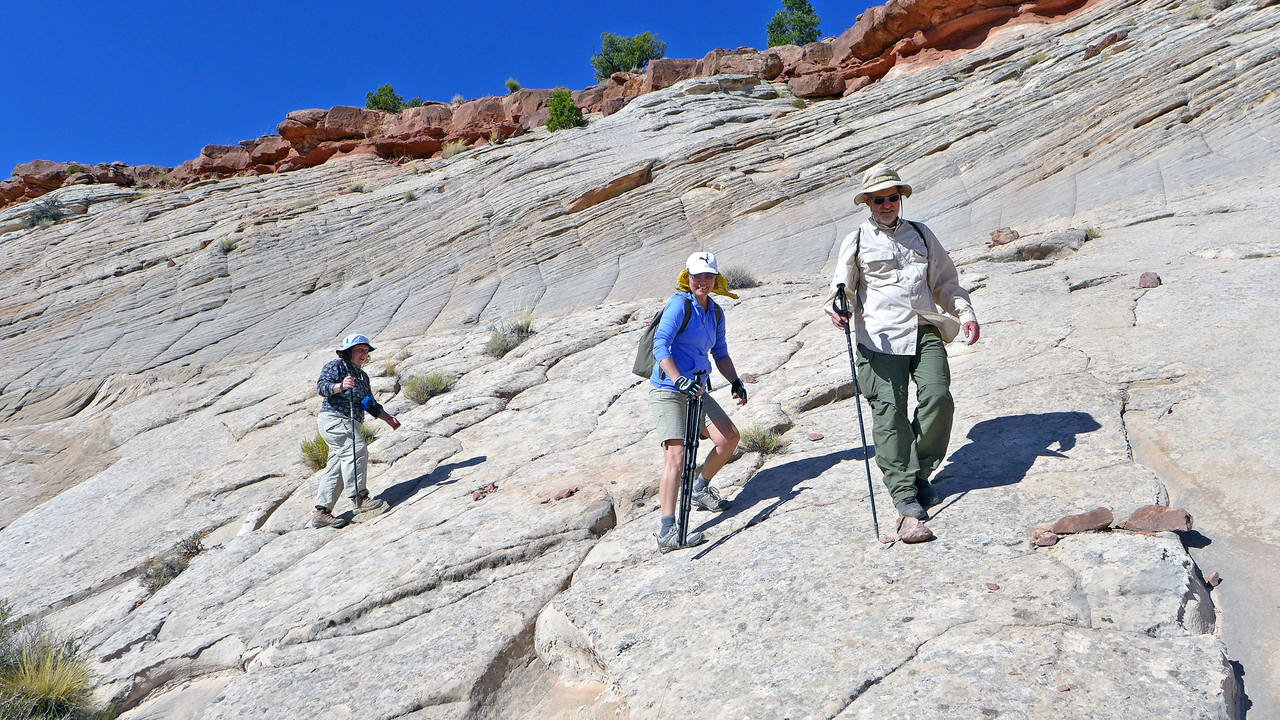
[855,324,954,503]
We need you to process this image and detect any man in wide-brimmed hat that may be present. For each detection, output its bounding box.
[826,164,980,532]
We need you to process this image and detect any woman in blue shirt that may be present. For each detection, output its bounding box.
[649,252,748,551]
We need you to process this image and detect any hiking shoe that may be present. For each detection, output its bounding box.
[656,525,707,553]
[691,484,730,512]
[311,507,349,529]
[916,482,943,508]
[894,497,929,521]
[350,492,387,521]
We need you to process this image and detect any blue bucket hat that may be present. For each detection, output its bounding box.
[336,333,375,356]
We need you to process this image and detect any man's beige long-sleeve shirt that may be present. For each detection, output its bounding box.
[827,218,977,356]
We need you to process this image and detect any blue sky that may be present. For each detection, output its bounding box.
[1,1,869,176]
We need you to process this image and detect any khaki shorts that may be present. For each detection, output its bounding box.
[649,387,728,445]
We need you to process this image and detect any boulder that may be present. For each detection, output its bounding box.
[574,85,606,113]
[13,160,72,191]
[788,72,846,98]
[645,58,699,92]
[247,136,292,165]
[503,89,551,128]
[191,145,252,175]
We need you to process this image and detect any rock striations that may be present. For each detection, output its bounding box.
[1,0,1278,718]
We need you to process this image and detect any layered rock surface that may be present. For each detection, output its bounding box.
[1,0,1278,716]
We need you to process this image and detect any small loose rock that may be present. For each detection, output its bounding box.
[807,432,824,441]
[1138,271,1162,288]
[1205,571,1221,587]
[986,583,1000,591]
[472,482,498,501]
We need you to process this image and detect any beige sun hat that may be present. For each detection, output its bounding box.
[854,164,913,205]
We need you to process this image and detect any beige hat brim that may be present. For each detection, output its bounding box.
[856,181,912,206]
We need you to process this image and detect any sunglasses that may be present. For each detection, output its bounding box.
[871,194,901,205]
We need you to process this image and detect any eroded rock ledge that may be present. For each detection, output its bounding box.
[0,0,1098,208]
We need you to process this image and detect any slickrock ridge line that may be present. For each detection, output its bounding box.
[0,0,1277,716]
[0,0,1101,208]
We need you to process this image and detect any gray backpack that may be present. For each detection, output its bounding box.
[631,297,722,378]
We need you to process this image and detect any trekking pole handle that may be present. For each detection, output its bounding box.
[833,283,851,317]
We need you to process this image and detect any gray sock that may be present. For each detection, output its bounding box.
[693,475,709,493]
[660,515,675,533]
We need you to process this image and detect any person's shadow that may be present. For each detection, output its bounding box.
[691,449,863,560]
[380,455,487,508]
[931,411,1102,510]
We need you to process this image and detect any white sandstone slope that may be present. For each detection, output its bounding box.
[0,0,1277,717]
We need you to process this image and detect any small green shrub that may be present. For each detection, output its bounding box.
[140,534,204,593]
[1026,51,1048,66]
[301,434,329,471]
[791,97,806,109]
[217,238,236,255]
[402,190,417,202]
[740,425,786,455]
[451,93,465,104]
[67,165,86,175]
[24,198,63,229]
[365,83,405,112]
[379,359,398,377]
[403,371,456,404]
[292,198,315,210]
[721,265,759,289]
[405,97,424,108]
[590,31,666,81]
[1085,226,1102,239]
[505,77,521,93]
[360,422,379,444]
[484,310,535,358]
[347,183,366,193]
[546,88,584,132]
[488,129,504,145]
[766,0,822,47]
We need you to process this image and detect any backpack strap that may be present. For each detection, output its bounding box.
[679,297,692,333]
[907,220,929,260]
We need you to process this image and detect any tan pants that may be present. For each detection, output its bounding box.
[315,411,368,511]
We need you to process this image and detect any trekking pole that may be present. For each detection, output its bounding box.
[834,284,880,539]
[677,371,708,547]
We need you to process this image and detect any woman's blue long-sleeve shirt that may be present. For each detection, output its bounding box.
[649,291,728,392]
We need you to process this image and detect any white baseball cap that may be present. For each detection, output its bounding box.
[686,251,720,275]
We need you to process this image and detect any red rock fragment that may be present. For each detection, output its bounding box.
[1118,505,1193,533]
[540,486,579,504]
[1032,527,1060,547]
[1049,507,1113,535]
[1057,684,1071,692]
[988,227,1020,247]
[1138,272,1162,288]
[807,433,824,441]
[896,516,934,543]
[472,482,498,501]
[1205,571,1221,587]
[985,583,1000,591]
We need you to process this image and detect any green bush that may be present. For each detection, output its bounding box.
[740,425,786,455]
[405,97,424,108]
[365,83,405,113]
[217,238,236,255]
[721,265,759,289]
[67,165,86,175]
[590,31,666,81]
[360,422,379,445]
[0,603,104,720]
[403,372,456,404]
[347,183,366,193]
[140,534,204,593]
[402,190,417,202]
[791,97,807,109]
[24,198,63,229]
[484,310,535,358]
[505,77,521,93]
[301,434,329,471]
[379,359,398,377]
[546,88,584,132]
[1026,51,1049,66]
[1085,226,1102,239]
[767,0,821,47]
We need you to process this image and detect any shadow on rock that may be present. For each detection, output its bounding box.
[691,449,862,560]
[381,455,487,507]
[932,411,1102,509]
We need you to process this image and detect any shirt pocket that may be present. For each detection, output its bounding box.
[860,247,898,280]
